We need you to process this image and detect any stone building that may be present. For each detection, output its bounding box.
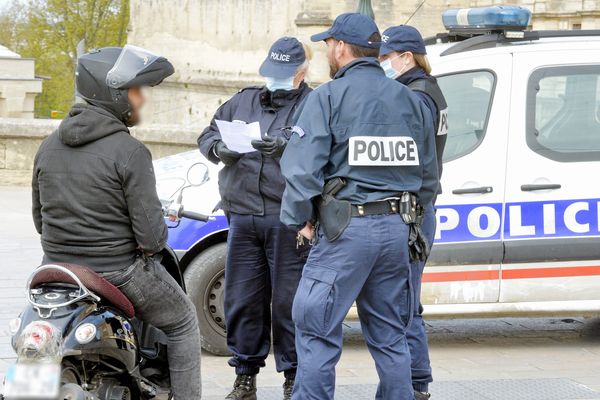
[129,0,600,126]
[0,45,42,119]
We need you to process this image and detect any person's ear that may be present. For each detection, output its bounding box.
[335,40,345,60]
[294,70,306,88]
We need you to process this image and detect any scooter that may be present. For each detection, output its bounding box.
[1,163,211,400]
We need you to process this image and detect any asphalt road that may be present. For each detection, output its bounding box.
[1,186,600,399]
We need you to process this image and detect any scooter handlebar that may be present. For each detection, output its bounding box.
[181,210,210,222]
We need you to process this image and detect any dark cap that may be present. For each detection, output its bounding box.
[380,25,427,56]
[311,12,381,49]
[259,37,306,79]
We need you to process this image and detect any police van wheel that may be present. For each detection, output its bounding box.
[184,243,230,356]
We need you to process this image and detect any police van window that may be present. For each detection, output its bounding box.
[527,65,600,162]
[436,70,496,162]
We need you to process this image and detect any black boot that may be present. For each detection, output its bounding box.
[414,391,431,400]
[283,376,295,400]
[225,374,257,400]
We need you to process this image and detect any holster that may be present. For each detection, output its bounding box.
[316,178,351,241]
[400,192,430,262]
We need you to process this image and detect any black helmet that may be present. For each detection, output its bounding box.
[76,45,174,125]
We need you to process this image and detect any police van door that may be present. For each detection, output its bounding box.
[502,48,600,305]
[425,53,512,307]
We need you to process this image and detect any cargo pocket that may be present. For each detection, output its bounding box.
[292,265,337,336]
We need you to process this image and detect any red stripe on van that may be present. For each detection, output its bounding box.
[422,266,600,283]
[502,266,600,280]
[423,270,500,283]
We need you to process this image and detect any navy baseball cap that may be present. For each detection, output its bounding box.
[380,25,427,56]
[259,37,306,79]
[311,12,381,49]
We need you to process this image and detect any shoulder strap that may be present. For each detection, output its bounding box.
[407,78,448,110]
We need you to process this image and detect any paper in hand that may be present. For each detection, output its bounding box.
[215,120,262,153]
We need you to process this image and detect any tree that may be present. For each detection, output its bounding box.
[0,0,129,118]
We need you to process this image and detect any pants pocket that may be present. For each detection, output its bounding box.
[292,265,337,335]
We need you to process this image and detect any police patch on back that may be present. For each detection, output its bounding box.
[438,108,449,136]
[349,136,420,166]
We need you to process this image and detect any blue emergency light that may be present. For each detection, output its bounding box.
[442,6,532,32]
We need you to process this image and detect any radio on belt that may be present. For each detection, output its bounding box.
[442,6,532,32]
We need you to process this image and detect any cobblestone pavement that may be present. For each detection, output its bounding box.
[1,187,600,399]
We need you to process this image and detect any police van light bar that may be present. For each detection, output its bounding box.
[442,6,532,32]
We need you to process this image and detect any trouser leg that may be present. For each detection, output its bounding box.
[407,204,436,392]
[357,216,414,400]
[291,218,374,400]
[262,214,307,377]
[103,258,202,400]
[225,213,271,375]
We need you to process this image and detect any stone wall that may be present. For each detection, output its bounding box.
[129,0,600,127]
[0,118,198,185]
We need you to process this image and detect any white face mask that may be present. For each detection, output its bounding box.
[381,53,408,80]
[265,76,295,92]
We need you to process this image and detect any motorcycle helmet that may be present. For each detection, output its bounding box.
[76,45,174,126]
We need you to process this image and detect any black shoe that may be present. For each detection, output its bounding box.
[415,391,431,400]
[283,377,294,400]
[225,374,257,400]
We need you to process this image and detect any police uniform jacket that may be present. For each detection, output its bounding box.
[198,82,312,215]
[280,58,438,227]
[397,67,448,196]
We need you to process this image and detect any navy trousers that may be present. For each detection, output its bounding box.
[407,204,436,393]
[292,215,414,400]
[225,213,307,376]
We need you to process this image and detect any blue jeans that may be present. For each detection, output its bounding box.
[291,214,414,400]
[102,257,201,400]
[407,204,435,393]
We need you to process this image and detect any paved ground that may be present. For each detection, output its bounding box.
[1,186,600,399]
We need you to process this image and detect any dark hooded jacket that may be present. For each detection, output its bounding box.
[32,103,167,273]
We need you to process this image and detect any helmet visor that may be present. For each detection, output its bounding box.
[106,45,163,89]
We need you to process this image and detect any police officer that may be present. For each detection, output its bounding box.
[380,25,449,400]
[280,13,438,400]
[198,37,312,400]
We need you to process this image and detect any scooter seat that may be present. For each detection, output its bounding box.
[31,263,135,318]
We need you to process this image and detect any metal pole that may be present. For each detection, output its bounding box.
[356,0,375,19]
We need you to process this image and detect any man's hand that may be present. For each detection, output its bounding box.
[251,136,287,158]
[214,141,242,166]
[299,222,315,241]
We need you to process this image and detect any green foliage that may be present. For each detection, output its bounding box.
[0,0,129,118]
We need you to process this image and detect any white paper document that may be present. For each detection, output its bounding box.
[215,120,262,153]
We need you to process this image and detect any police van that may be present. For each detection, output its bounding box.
[155,6,600,355]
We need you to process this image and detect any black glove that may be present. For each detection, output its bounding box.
[251,136,287,158]
[408,223,430,262]
[214,141,242,166]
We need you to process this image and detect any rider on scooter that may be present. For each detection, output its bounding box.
[31,45,202,400]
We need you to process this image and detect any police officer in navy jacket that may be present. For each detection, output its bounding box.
[280,13,438,400]
[380,25,449,400]
[198,37,312,400]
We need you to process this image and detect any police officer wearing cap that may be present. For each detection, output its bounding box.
[280,13,438,400]
[198,37,312,400]
[380,25,449,400]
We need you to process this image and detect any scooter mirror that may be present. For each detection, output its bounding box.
[187,162,209,187]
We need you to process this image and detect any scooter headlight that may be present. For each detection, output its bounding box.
[15,321,62,361]
[75,323,97,344]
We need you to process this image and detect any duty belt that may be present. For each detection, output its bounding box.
[351,199,400,217]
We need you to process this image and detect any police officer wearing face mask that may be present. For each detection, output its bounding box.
[280,13,438,400]
[380,25,449,400]
[197,37,312,400]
